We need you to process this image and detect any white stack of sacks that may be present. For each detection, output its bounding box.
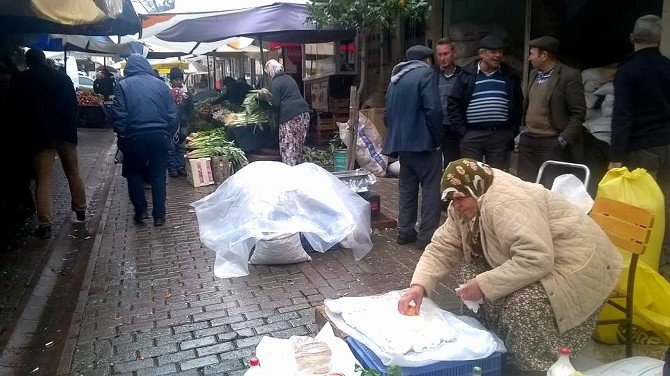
[449,23,523,74]
[581,66,618,144]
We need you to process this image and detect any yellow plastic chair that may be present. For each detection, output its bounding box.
[589,196,654,357]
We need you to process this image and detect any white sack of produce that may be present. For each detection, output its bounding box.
[583,116,612,144]
[601,94,615,117]
[325,290,504,367]
[337,113,388,178]
[249,233,311,265]
[191,161,372,278]
[594,81,614,97]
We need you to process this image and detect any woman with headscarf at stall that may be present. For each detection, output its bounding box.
[264,59,310,166]
[397,158,623,374]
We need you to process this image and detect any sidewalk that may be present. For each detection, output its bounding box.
[0,128,667,375]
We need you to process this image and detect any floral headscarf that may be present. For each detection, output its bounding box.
[441,158,494,201]
[264,59,284,78]
[441,158,495,256]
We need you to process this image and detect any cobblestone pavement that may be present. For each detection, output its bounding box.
[0,128,668,375]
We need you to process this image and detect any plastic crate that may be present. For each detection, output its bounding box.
[346,337,501,376]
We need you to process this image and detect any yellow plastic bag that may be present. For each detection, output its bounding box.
[596,167,665,271]
[593,167,670,345]
[593,258,670,345]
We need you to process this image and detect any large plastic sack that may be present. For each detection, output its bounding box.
[593,259,670,345]
[597,167,665,271]
[191,161,373,278]
[337,113,388,178]
[593,167,669,345]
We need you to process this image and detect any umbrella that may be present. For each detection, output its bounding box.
[0,0,141,36]
[155,3,355,44]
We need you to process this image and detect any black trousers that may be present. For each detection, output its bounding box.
[442,133,461,169]
[397,149,442,244]
[460,128,512,171]
[517,133,566,188]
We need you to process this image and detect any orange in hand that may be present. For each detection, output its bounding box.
[405,306,417,316]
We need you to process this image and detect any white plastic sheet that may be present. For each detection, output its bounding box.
[324,290,505,367]
[191,162,373,278]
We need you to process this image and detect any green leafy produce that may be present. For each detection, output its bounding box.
[224,89,277,130]
[354,364,402,376]
[302,146,332,167]
[185,128,248,169]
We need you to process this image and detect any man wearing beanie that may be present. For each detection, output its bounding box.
[447,34,523,170]
[382,45,443,250]
[518,36,585,185]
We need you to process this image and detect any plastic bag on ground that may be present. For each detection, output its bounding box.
[191,161,372,278]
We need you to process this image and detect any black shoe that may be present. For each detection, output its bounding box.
[75,210,86,222]
[397,233,417,245]
[34,226,52,240]
[168,169,179,178]
[134,211,149,224]
[153,217,165,227]
[177,167,187,177]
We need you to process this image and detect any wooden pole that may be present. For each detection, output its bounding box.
[346,85,359,170]
[522,0,532,94]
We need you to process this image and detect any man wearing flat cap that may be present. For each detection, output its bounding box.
[518,36,585,185]
[382,45,443,250]
[447,34,523,170]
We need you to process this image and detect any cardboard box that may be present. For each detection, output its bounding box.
[186,157,215,187]
[360,108,385,139]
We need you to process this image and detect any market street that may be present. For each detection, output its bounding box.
[0,128,668,375]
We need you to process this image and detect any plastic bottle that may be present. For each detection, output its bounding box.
[547,348,577,376]
[243,355,264,376]
[472,365,483,375]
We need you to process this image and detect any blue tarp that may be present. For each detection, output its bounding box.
[156,2,355,43]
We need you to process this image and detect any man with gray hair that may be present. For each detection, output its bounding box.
[609,14,670,263]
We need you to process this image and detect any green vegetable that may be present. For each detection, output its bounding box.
[354,364,402,376]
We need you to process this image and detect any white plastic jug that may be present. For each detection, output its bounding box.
[547,348,577,376]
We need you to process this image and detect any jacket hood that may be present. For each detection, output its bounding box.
[390,60,429,84]
[124,53,154,77]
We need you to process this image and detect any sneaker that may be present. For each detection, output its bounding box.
[34,225,52,239]
[134,211,149,224]
[396,233,417,245]
[168,169,179,178]
[153,217,166,227]
[177,167,187,177]
[75,210,86,222]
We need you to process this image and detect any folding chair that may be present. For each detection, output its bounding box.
[589,196,654,358]
[535,160,591,191]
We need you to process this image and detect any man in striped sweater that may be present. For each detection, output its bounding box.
[447,35,523,170]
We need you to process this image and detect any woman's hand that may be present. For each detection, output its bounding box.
[456,278,484,301]
[398,285,426,315]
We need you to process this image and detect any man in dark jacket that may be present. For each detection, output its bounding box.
[447,35,523,171]
[113,53,178,227]
[11,48,87,239]
[382,45,443,249]
[519,36,585,185]
[435,38,464,168]
[609,14,670,257]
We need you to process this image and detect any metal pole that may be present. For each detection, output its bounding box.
[258,35,265,69]
[206,55,211,90]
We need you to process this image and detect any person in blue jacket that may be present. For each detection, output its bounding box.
[382,45,444,250]
[113,53,178,227]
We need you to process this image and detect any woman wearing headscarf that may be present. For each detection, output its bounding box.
[398,158,623,373]
[264,59,310,166]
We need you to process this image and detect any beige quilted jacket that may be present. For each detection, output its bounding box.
[411,170,623,333]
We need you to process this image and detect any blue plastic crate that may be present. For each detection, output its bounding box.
[346,337,501,376]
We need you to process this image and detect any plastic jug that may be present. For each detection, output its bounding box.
[547,348,577,376]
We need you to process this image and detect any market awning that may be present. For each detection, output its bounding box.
[0,0,141,36]
[155,3,355,44]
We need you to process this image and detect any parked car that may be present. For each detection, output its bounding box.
[77,75,94,92]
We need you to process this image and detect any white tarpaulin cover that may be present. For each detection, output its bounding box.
[191,161,373,278]
[325,290,505,367]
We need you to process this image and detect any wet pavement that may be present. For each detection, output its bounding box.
[0,127,667,375]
